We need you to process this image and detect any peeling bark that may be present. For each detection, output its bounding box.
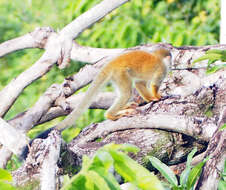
[12,130,61,187]
[196,107,226,190]
[0,0,225,189]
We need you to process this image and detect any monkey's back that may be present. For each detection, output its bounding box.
[107,50,165,80]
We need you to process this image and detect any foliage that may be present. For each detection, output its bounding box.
[149,148,209,190]
[61,143,164,190]
[218,160,226,190]
[0,168,16,190]
[219,124,226,131]
[0,0,220,141]
[193,49,226,74]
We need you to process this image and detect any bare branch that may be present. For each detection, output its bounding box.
[60,0,129,39]
[56,0,129,68]
[69,112,215,146]
[70,42,123,63]
[0,0,131,166]
[0,146,13,168]
[0,53,56,117]
[196,107,226,190]
[0,27,54,57]
[0,118,28,155]
[40,130,61,190]
[12,130,61,186]
[0,0,132,117]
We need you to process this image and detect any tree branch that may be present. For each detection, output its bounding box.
[0,27,54,57]
[196,107,226,190]
[40,130,61,190]
[0,118,28,155]
[60,0,129,39]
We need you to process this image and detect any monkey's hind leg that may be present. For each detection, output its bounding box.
[149,72,164,101]
[105,72,134,120]
[135,81,153,102]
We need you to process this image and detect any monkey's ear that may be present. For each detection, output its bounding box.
[19,127,55,160]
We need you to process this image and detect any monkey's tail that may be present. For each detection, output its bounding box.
[55,67,112,131]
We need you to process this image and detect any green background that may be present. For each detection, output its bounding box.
[0,0,220,143]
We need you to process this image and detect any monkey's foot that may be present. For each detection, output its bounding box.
[124,102,139,109]
[105,114,119,121]
[116,108,139,119]
[149,93,161,101]
[106,109,139,120]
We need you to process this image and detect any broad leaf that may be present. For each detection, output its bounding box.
[0,168,12,182]
[0,181,16,190]
[149,156,178,187]
[93,167,121,190]
[220,124,226,131]
[92,150,114,171]
[110,150,164,190]
[193,54,222,64]
[186,157,209,189]
[206,64,226,74]
[86,170,112,190]
[180,148,197,185]
[61,174,86,190]
[218,180,226,190]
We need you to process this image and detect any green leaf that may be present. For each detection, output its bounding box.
[86,170,112,190]
[92,150,113,171]
[61,174,86,190]
[82,155,91,171]
[61,175,71,188]
[205,49,226,56]
[186,157,209,189]
[207,59,218,66]
[0,168,12,182]
[186,148,198,168]
[206,64,226,74]
[0,181,16,190]
[193,54,222,64]
[205,49,222,54]
[110,150,164,190]
[149,156,178,187]
[220,124,226,131]
[93,167,121,190]
[218,180,226,190]
[180,148,197,185]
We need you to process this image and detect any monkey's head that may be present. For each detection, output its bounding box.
[154,48,171,58]
[154,48,172,71]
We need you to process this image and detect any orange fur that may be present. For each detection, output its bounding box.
[56,48,172,130]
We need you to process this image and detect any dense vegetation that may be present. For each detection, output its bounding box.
[0,0,220,140]
[0,1,224,189]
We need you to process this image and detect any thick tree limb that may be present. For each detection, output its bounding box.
[1,44,225,167]
[0,27,54,57]
[0,0,129,117]
[0,118,28,155]
[196,107,226,190]
[60,0,129,40]
[5,45,225,188]
[0,0,131,167]
[12,130,61,187]
[0,1,225,188]
[0,46,60,117]
[40,130,61,190]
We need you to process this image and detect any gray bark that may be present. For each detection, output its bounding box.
[0,0,225,189]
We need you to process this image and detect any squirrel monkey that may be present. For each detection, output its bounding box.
[55,48,172,131]
[20,48,171,159]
